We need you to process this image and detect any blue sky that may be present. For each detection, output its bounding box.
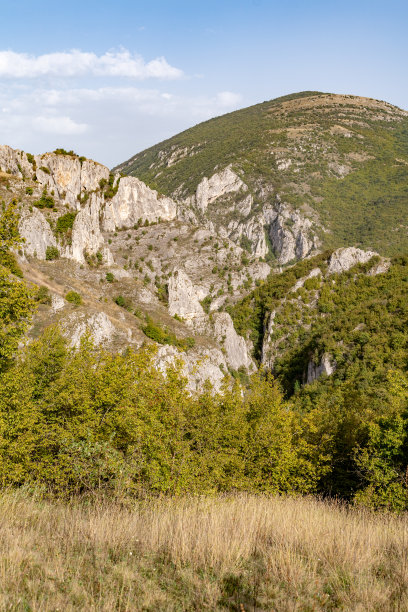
[0,0,407,167]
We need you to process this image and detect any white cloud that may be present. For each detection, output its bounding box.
[32,116,88,135]
[0,82,243,166]
[216,91,243,107]
[0,49,183,80]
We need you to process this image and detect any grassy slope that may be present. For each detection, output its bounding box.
[117,91,408,256]
[1,491,407,611]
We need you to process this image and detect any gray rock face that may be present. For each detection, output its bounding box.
[229,213,269,258]
[155,345,228,392]
[327,247,377,274]
[19,208,57,259]
[35,153,109,209]
[51,294,65,313]
[195,166,246,213]
[103,176,177,230]
[211,312,254,371]
[306,353,335,383]
[181,165,319,263]
[260,311,276,370]
[64,312,116,348]
[268,203,317,264]
[0,145,34,178]
[66,193,113,265]
[168,269,206,322]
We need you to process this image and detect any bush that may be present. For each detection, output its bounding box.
[114,295,132,310]
[45,246,59,260]
[36,286,52,304]
[25,187,33,195]
[65,291,82,305]
[106,272,114,283]
[142,317,195,350]
[34,190,55,209]
[56,212,77,234]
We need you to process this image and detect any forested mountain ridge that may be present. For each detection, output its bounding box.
[117,91,408,257]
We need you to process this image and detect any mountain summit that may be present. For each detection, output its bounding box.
[116,91,408,257]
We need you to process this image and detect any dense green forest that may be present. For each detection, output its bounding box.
[1,201,408,510]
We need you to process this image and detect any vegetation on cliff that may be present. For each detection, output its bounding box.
[118,91,408,255]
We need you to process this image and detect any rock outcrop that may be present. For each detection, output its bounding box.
[194,166,246,213]
[103,176,177,230]
[211,312,254,371]
[0,145,34,178]
[66,193,113,265]
[268,203,317,264]
[64,311,116,348]
[19,208,57,259]
[35,153,109,209]
[155,345,227,392]
[327,247,377,274]
[306,354,336,383]
[168,269,206,322]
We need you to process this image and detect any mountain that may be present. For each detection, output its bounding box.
[2,94,408,509]
[0,91,407,393]
[116,91,408,258]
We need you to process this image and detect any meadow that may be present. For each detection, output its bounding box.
[1,491,407,611]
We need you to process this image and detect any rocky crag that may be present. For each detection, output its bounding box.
[0,146,266,389]
[2,91,405,390]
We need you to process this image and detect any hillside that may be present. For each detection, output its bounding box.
[117,91,408,257]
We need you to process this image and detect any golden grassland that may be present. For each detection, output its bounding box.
[1,492,408,611]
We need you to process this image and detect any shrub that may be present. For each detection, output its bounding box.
[56,212,77,234]
[142,317,195,350]
[25,187,33,195]
[39,166,51,175]
[36,286,52,304]
[65,291,82,305]
[34,190,55,209]
[106,272,114,283]
[114,295,132,310]
[45,246,59,260]
[200,295,212,314]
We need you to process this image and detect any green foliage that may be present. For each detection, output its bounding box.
[33,190,55,209]
[105,272,114,283]
[25,187,33,195]
[56,212,77,234]
[39,166,51,175]
[0,202,35,372]
[200,295,212,314]
[228,251,330,360]
[114,295,132,310]
[45,246,59,260]
[142,317,195,350]
[0,329,320,495]
[0,200,21,254]
[53,148,80,158]
[36,286,52,305]
[102,173,120,199]
[65,291,82,306]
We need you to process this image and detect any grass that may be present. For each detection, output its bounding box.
[1,491,408,610]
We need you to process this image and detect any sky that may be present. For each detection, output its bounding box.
[0,0,407,168]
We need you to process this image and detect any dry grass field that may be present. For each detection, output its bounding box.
[0,491,407,611]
